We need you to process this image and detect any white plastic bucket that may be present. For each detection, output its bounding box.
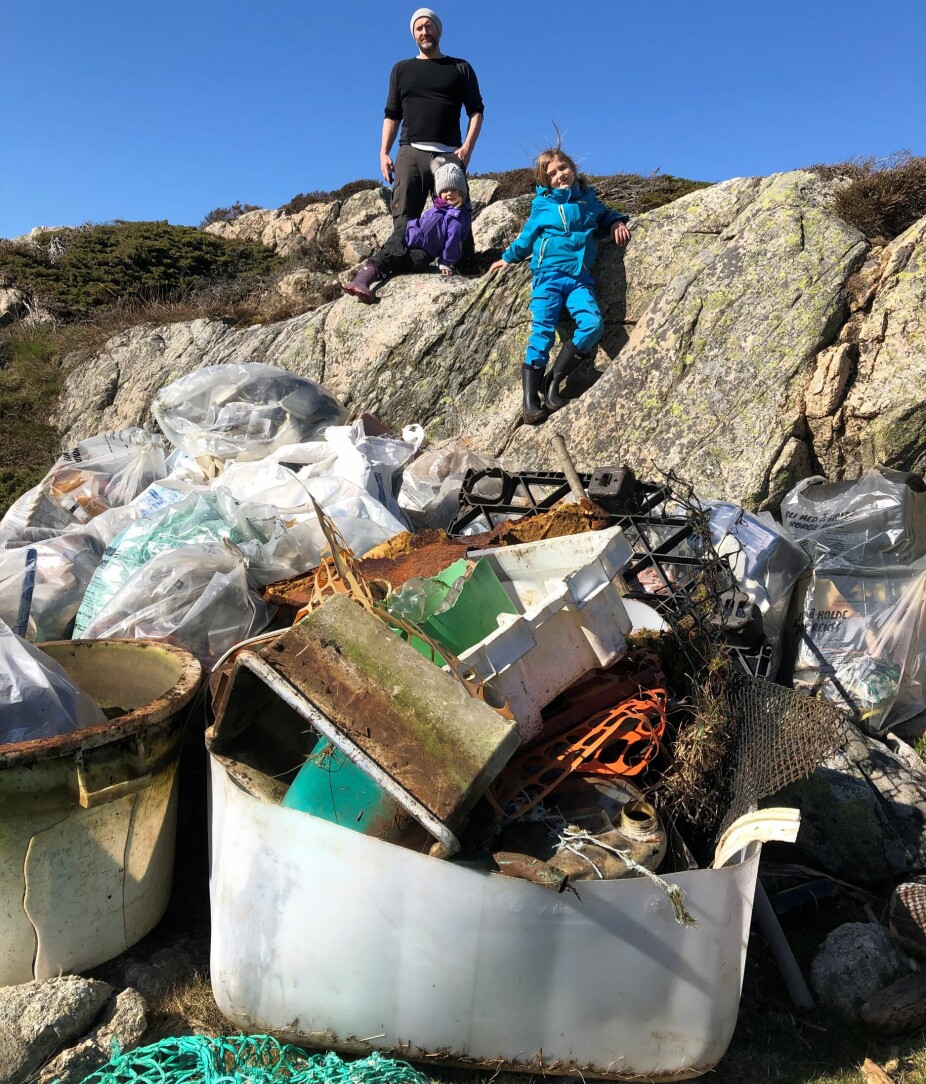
[0,639,202,986]
[209,750,760,1080]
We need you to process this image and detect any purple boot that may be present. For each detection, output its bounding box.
[343,262,381,303]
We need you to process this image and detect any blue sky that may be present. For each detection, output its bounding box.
[3,0,924,239]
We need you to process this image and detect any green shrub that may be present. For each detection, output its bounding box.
[0,328,65,516]
[200,202,262,227]
[809,151,926,241]
[282,180,381,215]
[0,221,281,321]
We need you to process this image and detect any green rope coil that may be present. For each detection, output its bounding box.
[78,1035,432,1084]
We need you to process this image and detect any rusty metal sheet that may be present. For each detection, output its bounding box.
[252,599,518,824]
[261,502,609,609]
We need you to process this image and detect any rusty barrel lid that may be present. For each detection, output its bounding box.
[0,638,203,768]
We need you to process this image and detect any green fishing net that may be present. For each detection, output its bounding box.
[77,1035,431,1084]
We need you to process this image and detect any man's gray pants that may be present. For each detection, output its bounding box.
[391,146,443,229]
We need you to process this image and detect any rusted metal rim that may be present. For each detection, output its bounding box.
[0,639,203,767]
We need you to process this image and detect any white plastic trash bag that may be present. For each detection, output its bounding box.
[80,543,271,667]
[0,429,167,535]
[0,531,106,641]
[216,463,410,558]
[398,444,500,530]
[223,420,417,523]
[780,468,926,569]
[151,364,347,463]
[289,474,410,556]
[321,422,416,522]
[0,618,106,745]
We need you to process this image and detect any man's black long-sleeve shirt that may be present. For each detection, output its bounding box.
[384,56,484,147]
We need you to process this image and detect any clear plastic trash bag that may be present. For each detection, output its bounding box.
[74,488,331,634]
[80,543,271,667]
[780,468,926,569]
[792,562,926,734]
[0,618,106,745]
[398,444,499,530]
[0,428,167,535]
[151,363,347,463]
[0,531,106,641]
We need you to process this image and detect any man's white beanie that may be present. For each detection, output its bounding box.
[410,8,442,37]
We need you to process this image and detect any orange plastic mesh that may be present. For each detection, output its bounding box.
[488,686,668,818]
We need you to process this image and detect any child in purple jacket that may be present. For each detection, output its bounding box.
[343,157,472,303]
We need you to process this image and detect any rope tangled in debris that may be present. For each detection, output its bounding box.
[77,1034,431,1084]
[555,825,698,928]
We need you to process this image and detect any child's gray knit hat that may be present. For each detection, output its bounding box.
[410,8,442,37]
[432,157,467,197]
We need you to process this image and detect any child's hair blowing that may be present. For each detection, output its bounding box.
[534,147,580,189]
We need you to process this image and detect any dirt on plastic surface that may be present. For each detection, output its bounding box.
[260,613,489,822]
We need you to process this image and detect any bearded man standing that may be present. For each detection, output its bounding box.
[381,8,485,233]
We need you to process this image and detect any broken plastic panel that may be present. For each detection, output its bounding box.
[209,746,765,1079]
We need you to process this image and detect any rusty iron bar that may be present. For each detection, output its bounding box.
[552,434,587,502]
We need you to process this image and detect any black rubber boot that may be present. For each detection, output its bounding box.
[542,341,586,412]
[521,364,547,425]
[342,262,381,303]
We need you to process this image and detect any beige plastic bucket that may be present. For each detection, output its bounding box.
[0,639,202,986]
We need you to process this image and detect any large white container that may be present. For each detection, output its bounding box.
[0,640,201,986]
[461,525,634,739]
[209,751,760,1081]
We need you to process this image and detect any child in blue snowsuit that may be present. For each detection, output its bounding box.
[488,148,630,424]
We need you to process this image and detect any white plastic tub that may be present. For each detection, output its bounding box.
[0,640,201,986]
[461,526,634,739]
[209,750,761,1081]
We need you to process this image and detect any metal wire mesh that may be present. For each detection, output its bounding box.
[718,671,848,836]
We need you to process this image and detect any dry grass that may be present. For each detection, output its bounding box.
[143,972,235,1043]
[657,666,736,828]
[470,167,712,216]
[282,180,381,215]
[470,167,536,202]
[808,151,926,242]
